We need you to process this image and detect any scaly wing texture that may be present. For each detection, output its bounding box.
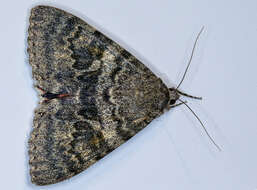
[28,5,170,185]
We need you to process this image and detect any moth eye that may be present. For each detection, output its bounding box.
[169,88,175,92]
[169,99,176,105]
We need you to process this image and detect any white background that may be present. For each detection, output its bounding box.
[0,0,256,190]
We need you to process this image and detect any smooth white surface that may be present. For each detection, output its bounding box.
[0,0,256,190]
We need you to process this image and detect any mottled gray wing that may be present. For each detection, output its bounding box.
[28,5,170,185]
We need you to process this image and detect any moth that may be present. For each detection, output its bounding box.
[27,5,219,186]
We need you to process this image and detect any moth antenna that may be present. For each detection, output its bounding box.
[178,99,221,151]
[35,85,46,93]
[176,26,204,89]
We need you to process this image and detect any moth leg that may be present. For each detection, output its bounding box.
[169,102,185,108]
[133,117,146,124]
[35,85,46,93]
[41,98,50,104]
[57,94,71,98]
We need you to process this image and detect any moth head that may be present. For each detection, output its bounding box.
[168,87,202,107]
[165,26,221,151]
[168,87,180,106]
